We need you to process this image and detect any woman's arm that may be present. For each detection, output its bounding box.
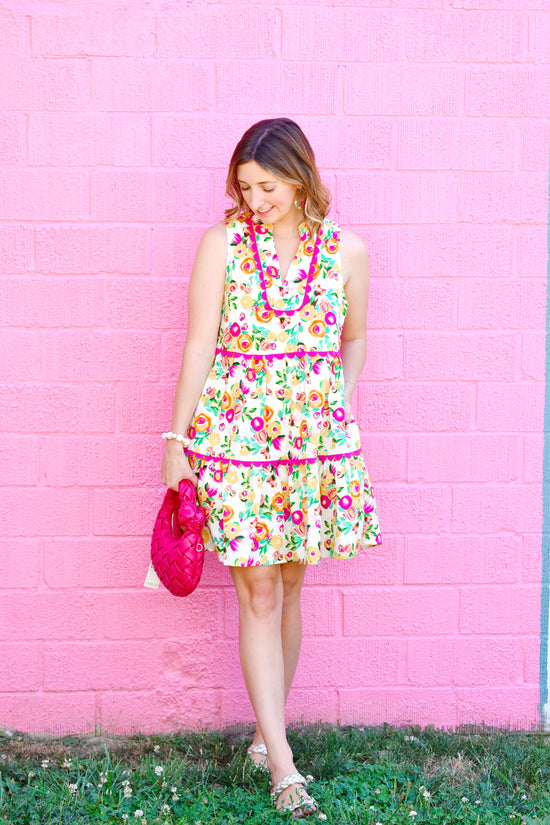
[339,229,370,422]
[161,221,227,490]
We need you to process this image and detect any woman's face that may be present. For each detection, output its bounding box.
[237,161,299,226]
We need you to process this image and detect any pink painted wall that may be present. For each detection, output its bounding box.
[0,0,548,734]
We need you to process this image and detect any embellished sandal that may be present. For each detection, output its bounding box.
[270,772,319,818]
[246,742,268,773]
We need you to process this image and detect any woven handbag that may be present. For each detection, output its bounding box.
[150,479,206,597]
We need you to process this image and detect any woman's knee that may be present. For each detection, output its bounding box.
[281,563,306,610]
[232,568,282,619]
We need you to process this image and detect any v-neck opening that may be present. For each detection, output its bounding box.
[268,220,308,282]
[246,215,323,317]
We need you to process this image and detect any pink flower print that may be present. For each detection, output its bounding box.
[283,506,292,521]
[213,469,224,483]
[226,409,235,423]
[188,426,196,439]
[339,496,352,510]
[251,417,265,432]
[320,495,332,509]
[333,408,346,422]
[375,534,382,545]
[325,311,337,325]
[229,322,241,337]
[291,510,304,525]
[246,368,255,381]
[294,437,303,449]
[364,502,374,514]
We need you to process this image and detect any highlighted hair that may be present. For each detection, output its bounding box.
[225,118,331,237]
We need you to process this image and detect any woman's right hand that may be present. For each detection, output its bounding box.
[161,440,199,490]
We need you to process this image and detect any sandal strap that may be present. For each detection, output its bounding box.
[247,743,267,756]
[270,772,308,800]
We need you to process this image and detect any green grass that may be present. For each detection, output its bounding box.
[1,724,550,824]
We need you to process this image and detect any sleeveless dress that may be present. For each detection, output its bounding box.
[185,213,381,567]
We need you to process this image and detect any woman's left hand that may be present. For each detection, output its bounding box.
[344,395,354,424]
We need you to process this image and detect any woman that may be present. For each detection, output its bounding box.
[161,118,381,817]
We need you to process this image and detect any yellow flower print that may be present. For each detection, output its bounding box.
[255,306,274,324]
[350,479,361,497]
[224,521,240,538]
[272,535,283,550]
[254,521,269,541]
[266,421,281,438]
[194,413,211,432]
[300,306,314,321]
[308,390,324,409]
[233,243,248,258]
[221,392,232,410]
[240,257,256,274]
[309,320,327,338]
[241,295,254,309]
[307,545,320,563]
[325,237,339,254]
[222,505,235,521]
[237,333,253,353]
[272,492,286,511]
[208,432,221,446]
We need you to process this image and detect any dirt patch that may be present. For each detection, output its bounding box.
[0,725,253,767]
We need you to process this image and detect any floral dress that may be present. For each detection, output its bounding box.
[185,213,381,566]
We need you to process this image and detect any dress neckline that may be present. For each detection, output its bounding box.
[245,215,323,317]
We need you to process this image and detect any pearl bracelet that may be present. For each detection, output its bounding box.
[162,431,191,448]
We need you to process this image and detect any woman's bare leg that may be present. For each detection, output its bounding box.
[249,562,306,751]
[231,562,311,809]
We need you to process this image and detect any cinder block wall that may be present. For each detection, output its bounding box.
[0,0,548,734]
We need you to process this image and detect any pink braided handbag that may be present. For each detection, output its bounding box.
[150,479,206,597]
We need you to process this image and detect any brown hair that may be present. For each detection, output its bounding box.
[225,118,331,237]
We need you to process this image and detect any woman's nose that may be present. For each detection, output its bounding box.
[249,190,265,210]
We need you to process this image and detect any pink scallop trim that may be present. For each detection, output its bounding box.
[215,348,340,360]
[187,449,362,467]
[246,215,323,317]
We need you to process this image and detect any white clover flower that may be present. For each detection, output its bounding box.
[422,790,431,799]
[461,796,468,803]
[41,759,49,768]
[318,815,327,822]
[369,805,376,810]
[161,781,167,788]
[62,759,72,769]
[28,771,36,779]
[154,744,160,753]
[374,788,381,795]
[161,804,171,814]
[122,816,128,822]
[521,794,527,801]
[154,765,164,776]
[475,800,481,805]
[172,793,180,802]
[409,812,417,818]
[68,783,78,794]
[305,774,314,782]
[170,786,177,793]
[123,785,133,798]
[99,772,108,785]
[134,812,144,819]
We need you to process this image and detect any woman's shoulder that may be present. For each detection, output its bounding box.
[195,221,228,255]
[337,226,369,256]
